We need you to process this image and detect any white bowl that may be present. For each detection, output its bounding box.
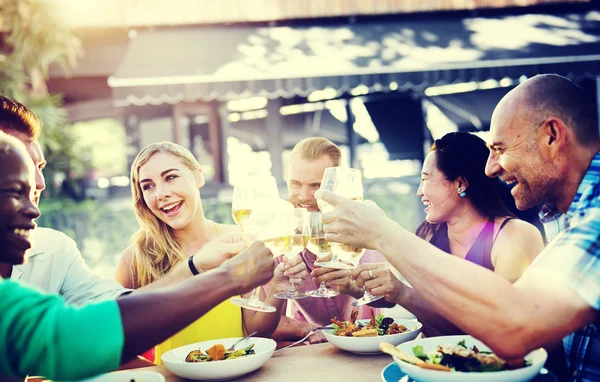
[76,370,165,381]
[161,337,276,381]
[322,318,422,354]
[394,335,547,382]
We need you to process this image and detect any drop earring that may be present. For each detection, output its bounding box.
[458,188,466,198]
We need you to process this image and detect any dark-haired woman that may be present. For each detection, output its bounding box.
[354,132,544,336]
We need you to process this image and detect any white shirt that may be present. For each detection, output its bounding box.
[11,227,129,305]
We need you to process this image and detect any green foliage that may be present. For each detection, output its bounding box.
[0,0,81,91]
[366,178,423,232]
[0,0,82,197]
[71,119,128,177]
[38,199,138,266]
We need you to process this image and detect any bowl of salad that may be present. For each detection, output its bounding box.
[322,309,422,354]
[390,335,547,382]
[161,337,276,380]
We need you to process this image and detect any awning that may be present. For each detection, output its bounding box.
[222,110,367,151]
[364,95,426,161]
[428,87,514,131]
[109,10,600,106]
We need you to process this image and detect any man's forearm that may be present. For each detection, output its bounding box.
[243,287,286,338]
[134,261,192,293]
[118,267,240,362]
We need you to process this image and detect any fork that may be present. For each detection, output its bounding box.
[274,326,332,353]
[228,331,258,352]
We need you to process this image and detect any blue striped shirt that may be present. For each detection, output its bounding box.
[536,151,600,382]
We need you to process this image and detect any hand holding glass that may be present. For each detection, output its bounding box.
[229,175,280,313]
[272,208,310,300]
[316,167,383,306]
[305,211,340,298]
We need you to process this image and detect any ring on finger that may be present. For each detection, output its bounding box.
[368,269,374,279]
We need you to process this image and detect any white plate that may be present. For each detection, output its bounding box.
[394,335,547,382]
[161,337,276,381]
[322,318,422,354]
[75,370,165,382]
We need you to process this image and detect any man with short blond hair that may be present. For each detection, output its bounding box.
[290,136,342,165]
[286,137,341,212]
[271,137,393,344]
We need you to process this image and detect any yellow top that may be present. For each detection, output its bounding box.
[154,222,244,365]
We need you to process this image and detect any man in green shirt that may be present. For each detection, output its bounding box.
[0,131,276,380]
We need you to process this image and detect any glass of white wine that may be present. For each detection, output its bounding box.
[273,208,310,300]
[231,185,253,231]
[315,167,363,270]
[304,211,340,298]
[229,175,280,313]
[316,167,383,306]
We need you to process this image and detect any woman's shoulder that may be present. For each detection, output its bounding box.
[491,217,544,253]
[492,217,538,236]
[119,246,135,264]
[115,246,138,288]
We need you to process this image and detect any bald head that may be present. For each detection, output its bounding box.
[487,74,599,211]
[496,74,599,146]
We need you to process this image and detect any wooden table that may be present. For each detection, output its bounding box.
[144,343,394,381]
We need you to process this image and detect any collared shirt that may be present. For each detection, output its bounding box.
[533,151,600,382]
[275,249,395,326]
[11,227,130,306]
[0,278,123,380]
[539,203,569,243]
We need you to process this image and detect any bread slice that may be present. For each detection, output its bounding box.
[352,328,379,337]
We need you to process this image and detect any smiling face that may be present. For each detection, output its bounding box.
[137,152,204,230]
[416,152,461,223]
[287,154,335,212]
[0,147,40,265]
[485,94,556,210]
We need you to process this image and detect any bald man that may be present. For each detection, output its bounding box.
[317,74,600,382]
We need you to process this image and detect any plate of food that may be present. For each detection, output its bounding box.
[161,337,276,381]
[322,309,422,354]
[382,335,547,382]
[76,370,166,381]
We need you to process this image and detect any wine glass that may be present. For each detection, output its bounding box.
[229,175,280,313]
[273,208,310,300]
[316,167,383,306]
[315,167,363,269]
[304,211,340,298]
[231,185,253,231]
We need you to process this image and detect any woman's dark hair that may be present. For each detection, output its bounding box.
[416,132,515,239]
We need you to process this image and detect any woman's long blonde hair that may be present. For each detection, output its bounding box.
[129,141,202,287]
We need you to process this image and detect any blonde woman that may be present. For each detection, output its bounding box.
[115,142,306,364]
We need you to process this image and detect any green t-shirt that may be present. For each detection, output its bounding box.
[0,278,124,380]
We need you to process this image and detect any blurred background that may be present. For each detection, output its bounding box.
[2,0,599,277]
